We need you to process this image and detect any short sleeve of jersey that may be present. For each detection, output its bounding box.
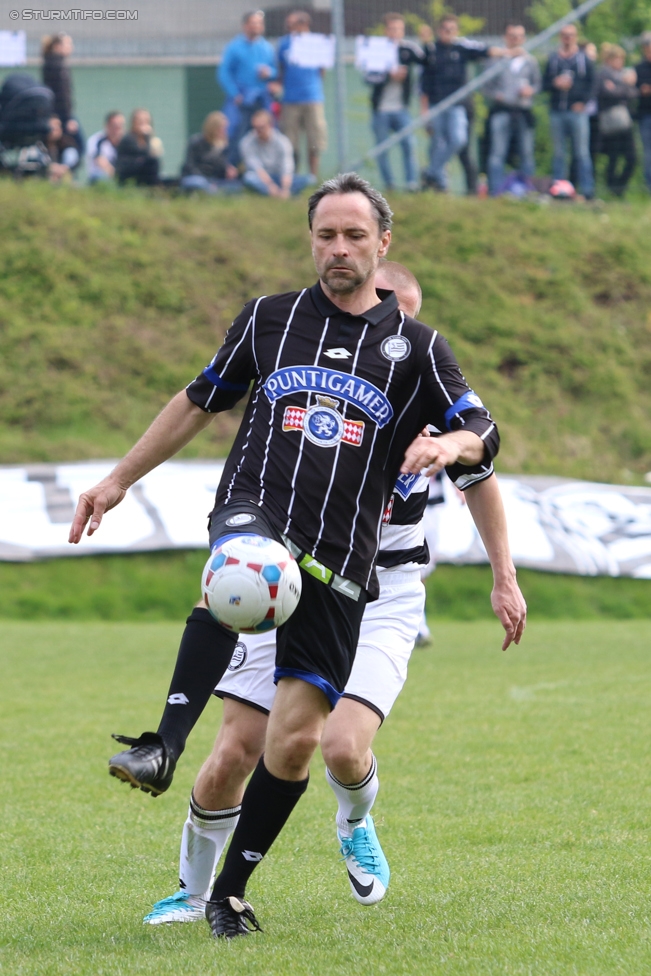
[420,331,500,490]
[186,300,258,413]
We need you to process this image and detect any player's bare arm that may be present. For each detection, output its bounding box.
[400,429,484,476]
[68,391,214,543]
[464,475,527,650]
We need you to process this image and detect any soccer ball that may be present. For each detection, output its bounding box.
[202,535,302,633]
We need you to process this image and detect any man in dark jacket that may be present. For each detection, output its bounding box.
[636,32,651,193]
[543,23,595,198]
[419,14,510,191]
[365,13,423,191]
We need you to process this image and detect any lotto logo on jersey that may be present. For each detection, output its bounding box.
[282,397,364,448]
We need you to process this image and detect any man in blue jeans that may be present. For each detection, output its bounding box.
[636,33,651,194]
[543,23,595,199]
[365,12,423,191]
[483,24,541,195]
[218,11,277,166]
[240,110,314,197]
[419,15,511,192]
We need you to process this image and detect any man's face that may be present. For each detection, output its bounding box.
[245,13,265,39]
[374,273,420,317]
[107,114,125,145]
[385,18,405,42]
[133,111,151,136]
[288,14,309,33]
[252,114,272,141]
[505,26,525,49]
[311,192,391,296]
[437,20,458,44]
[559,26,577,48]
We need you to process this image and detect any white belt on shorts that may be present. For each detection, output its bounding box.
[375,567,422,586]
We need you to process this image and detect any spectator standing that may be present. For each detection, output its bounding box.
[85,112,125,184]
[483,24,540,195]
[277,11,327,178]
[218,11,277,166]
[240,108,314,197]
[41,33,75,130]
[543,23,595,198]
[420,15,511,192]
[180,111,242,194]
[596,44,638,198]
[636,32,651,194]
[116,109,163,186]
[365,13,423,191]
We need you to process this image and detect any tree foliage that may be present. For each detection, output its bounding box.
[527,0,651,51]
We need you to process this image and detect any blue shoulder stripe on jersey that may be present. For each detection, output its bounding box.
[273,667,342,709]
[202,365,250,391]
[444,390,486,430]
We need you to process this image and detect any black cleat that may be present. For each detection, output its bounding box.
[205,896,263,940]
[108,732,176,796]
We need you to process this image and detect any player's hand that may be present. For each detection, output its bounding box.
[68,478,128,543]
[491,576,527,650]
[401,433,461,476]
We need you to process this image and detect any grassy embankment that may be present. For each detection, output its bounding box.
[1,181,650,618]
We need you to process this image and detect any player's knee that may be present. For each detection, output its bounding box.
[273,726,321,773]
[206,735,259,785]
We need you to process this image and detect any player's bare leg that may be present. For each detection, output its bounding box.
[144,699,266,924]
[321,699,389,904]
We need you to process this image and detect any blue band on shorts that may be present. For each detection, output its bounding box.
[273,667,342,709]
[210,532,257,551]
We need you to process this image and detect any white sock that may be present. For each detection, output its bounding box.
[178,791,240,899]
[326,754,379,838]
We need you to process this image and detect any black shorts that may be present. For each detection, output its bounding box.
[208,500,368,709]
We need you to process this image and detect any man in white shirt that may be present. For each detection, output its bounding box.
[85,111,125,184]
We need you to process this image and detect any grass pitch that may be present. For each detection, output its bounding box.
[2,620,651,975]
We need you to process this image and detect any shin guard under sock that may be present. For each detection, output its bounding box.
[179,791,241,898]
[157,608,237,760]
[210,758,308,901]
[326,754,379,836]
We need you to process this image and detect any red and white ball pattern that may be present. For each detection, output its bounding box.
[202,535,302,634]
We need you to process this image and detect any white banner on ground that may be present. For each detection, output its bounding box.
[1,462,650,578]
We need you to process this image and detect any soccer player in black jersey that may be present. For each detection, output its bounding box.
[70,173,524,937]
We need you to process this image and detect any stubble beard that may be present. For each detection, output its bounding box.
[319,260,376,296]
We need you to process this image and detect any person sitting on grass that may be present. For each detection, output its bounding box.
[240,109,314,198]
[115,109,163,187]
[45,113,83,183]
[85,111,125,184]
[180,111,242,195]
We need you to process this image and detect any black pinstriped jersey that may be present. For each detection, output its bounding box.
[186,282,498,598]
[377,471,429,569]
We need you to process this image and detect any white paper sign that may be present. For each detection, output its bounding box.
[0,30,27,67]
[355,36,398,75]
[288,33,335,70]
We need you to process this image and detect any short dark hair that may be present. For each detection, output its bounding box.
[438,14,458,27]
[308,173,393,233]
[504,23,525,33]
[242,9,264,24]
[290,10,311,27]
[383,12,404,25]
[105,111,123,125]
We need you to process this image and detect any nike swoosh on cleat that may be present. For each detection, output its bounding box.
[347,870,374,898]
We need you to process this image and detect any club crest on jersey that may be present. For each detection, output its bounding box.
[283,396,364,448]
[381,335,411,362]
[382,496,394,525]
[264,366,393,427]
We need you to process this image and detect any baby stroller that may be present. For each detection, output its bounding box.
[0,74,54,177]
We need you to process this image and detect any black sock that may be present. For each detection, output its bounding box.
[156,608,237,760]
[210,757,309,901]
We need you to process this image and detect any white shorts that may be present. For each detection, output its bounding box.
[215,569,425,722]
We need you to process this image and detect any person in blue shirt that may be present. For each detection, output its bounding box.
[277,11,327,178]
[218,11,277,166]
